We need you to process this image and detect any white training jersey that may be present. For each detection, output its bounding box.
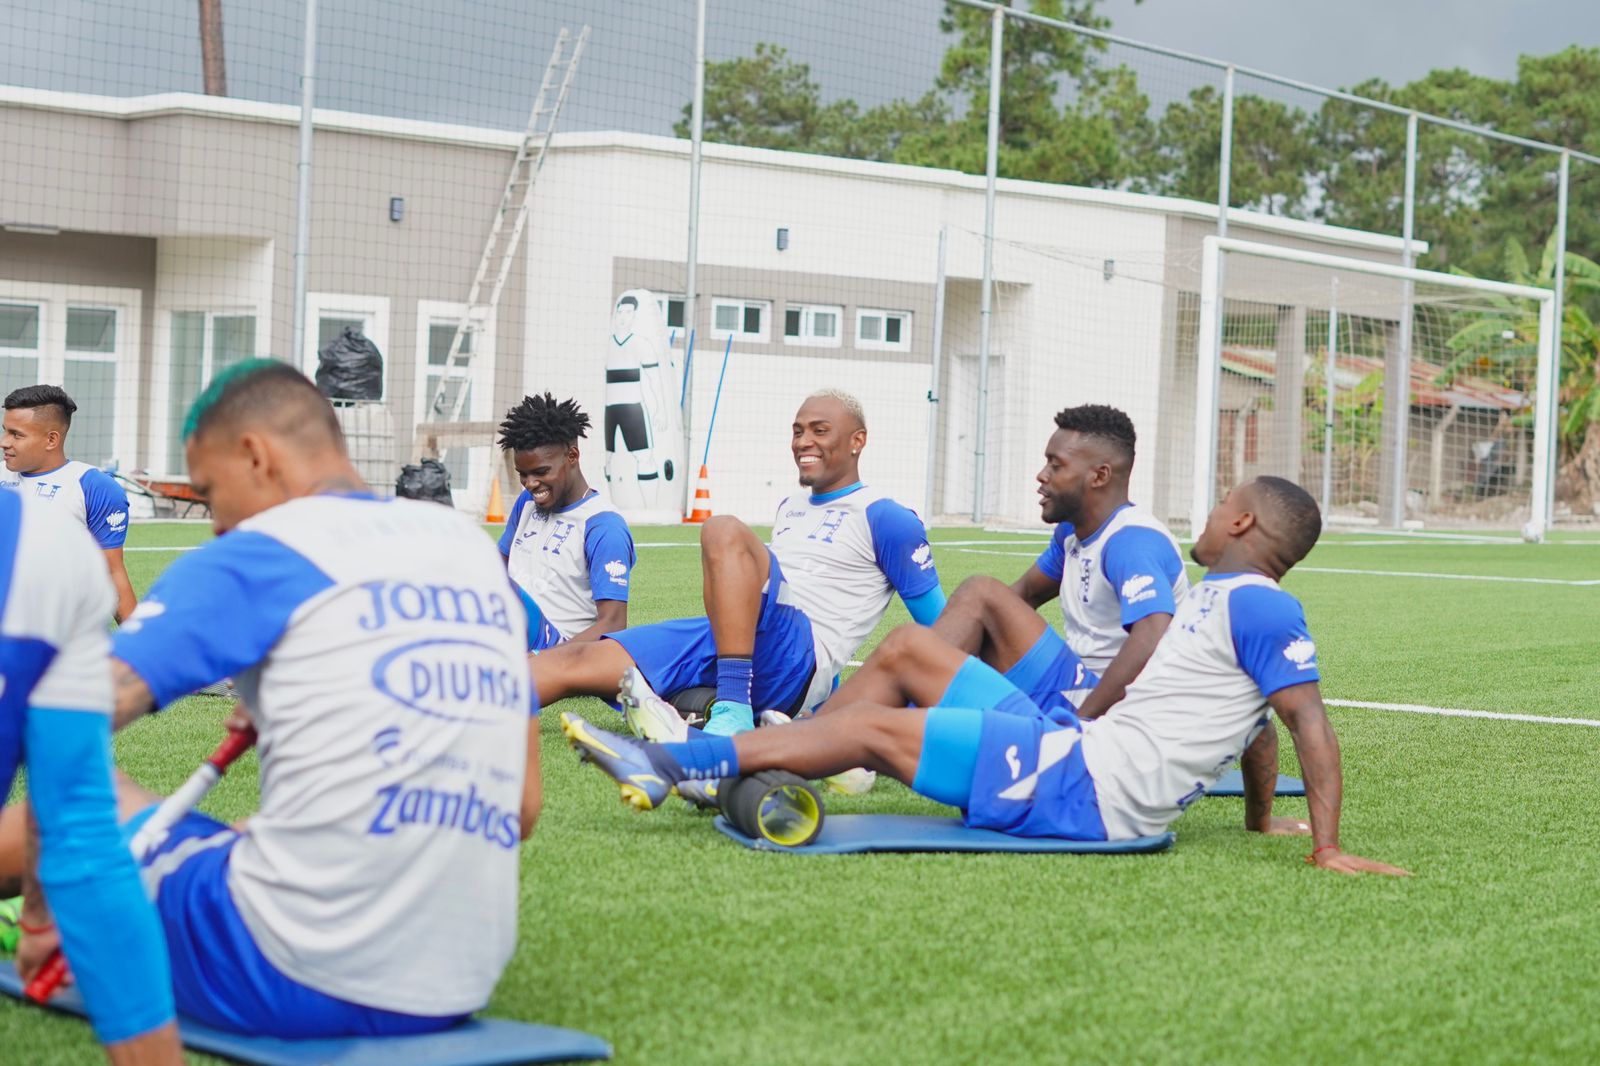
[499,489,634,640]
[1034,503,1189,673]
[769,483,940,705]
[1080,573,1321,839]
[0,460,130,549]
[113,494,532,1016]
[0,491,116,796]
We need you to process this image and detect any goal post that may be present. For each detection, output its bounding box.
[1192,236,1558,541]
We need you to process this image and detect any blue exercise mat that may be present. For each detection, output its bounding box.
[1206,771,1305,797]
[714,813,1174,854]
[0,966,611,1065]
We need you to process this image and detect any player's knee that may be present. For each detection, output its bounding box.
[949,574,1008,612]
[699,514,752,556]
[875,623,935,670]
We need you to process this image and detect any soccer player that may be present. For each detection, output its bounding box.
[2,491,181,1062]
[530,388,944,738]
[2,385,137,622]
[10,360,540,1038]
[932,405,1187,721]
[563,476,1410,876]
[497,393,634,648]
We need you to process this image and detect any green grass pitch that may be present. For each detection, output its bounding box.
[4,520,1600,1064]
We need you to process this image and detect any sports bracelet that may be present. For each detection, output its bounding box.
[17,917,55,935]
[1304,845,1339,864]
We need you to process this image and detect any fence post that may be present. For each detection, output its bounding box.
[1547,149,1570,528]
[682,0,707,518]
[972,4,1002,523]
[1385,110,1419,526]
[926,225,949,521]
[291,0,317,369]
[1323,277,1338,514]
[1196,65,1234,531]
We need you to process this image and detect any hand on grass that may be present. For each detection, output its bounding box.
[1258,816,1312,836]
[1311,848,1410,877]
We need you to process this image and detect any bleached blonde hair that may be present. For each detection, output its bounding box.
[804,388,867,430]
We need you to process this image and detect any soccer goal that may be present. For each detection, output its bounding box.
[1190,236,1558,540]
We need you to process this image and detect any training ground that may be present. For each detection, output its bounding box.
[4,520,1599,1064]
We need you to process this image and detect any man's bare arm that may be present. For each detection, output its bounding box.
[1009,564,1059,610]
[111,659,157,732]
[104,548,137,625]
[1270,682,1408,875]
[520,718,543,840]
[1074,612,1169,720]
[567,599,627,644]
[1239,720,1309,835]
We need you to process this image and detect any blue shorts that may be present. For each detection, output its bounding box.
[606,549,816,713]
[530,616,563,652]
[128,807,469,1038]
[1003,628,1100,721]
[920,658,1107,841]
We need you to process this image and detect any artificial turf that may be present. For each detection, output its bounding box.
[3,520,1598,1064]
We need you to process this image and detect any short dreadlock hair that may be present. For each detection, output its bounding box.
[497,393,591,452]
[1053,404,1136,466]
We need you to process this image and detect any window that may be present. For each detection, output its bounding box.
[0,303,42,398]
[414,301,495,502]
[783,304,843,348]
[304,294,390,401]
[711,299,770,342]
[63,307,121,467]
[656,295,686,331]
[166,311,258,472]
[856,309,912,352]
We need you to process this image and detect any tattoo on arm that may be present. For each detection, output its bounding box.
[111,659,157,731]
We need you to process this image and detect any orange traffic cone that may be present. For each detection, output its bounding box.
[485,474,507,523]
[683,465,713,523]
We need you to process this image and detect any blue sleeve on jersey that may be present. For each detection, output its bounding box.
[113,532,334,708]
[1229,584,1321,697]
[79,468,130,550]
[497,490,530,556]
[584,511,635,603]
[903,585,947,625]
[865,498,940,601]
[1035,523,1072,582]
[1100,526,1184,629]
[26,707,174,1042]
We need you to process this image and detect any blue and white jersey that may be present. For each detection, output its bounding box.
[0,459,130,549]
[113,494,532,1016]
[770,483,940,706]
[1035,503,1188,673]
[0,491,115,803]
[498,489,633,641]
[1080,573,1320,839]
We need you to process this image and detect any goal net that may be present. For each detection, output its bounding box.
[1192,237,1557,539]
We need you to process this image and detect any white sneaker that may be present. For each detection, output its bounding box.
[758,709,793,728]
[824,767,878,795]
[618,667,689,743]
[675,777,722,810]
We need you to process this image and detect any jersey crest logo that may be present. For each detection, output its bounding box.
[1120,574,1156,604]
[1282,638,1317,667]
[807,508,847,543]
[105,510,128,531]
[543,519,577,555]
[33,482,61,500]
[911,542,932,569]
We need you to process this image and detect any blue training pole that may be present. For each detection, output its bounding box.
[702,335,733,468]
[679,328,696,408]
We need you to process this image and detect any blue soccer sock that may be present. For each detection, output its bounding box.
[660,734,741,780]
[716,656,754,706]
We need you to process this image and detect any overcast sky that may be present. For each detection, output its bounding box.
[6,1,1598,140]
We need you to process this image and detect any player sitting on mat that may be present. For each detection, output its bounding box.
[529,388,945,744]
[7,361,542,1039]
[1,492,182,1063]
[562,476,1409,875]
[497,392,635,648]
[933,404,1186,721]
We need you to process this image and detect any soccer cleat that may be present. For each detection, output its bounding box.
[757,709,793,728]
[702,700,755,736]
[824,767,878,795]
[0,897,20,954]
[619,667,689,743]
[560,712,674,812]
[675,777,722,811]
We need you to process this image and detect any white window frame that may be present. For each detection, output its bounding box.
[856,308,913,352]
[304,293,391,401]
[710,298,771,343]
[415,300,497,506]
[150,307,261,476]
[782,303,844,348]
[0,282,143,470]
[655,293,687,333]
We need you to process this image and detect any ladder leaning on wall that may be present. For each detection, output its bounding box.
[414,25,590,514]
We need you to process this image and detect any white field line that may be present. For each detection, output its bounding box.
[1327,699,1600,729]
[1295,565,1600,586]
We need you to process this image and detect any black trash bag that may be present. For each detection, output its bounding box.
[395,458,453,505]
[315,327,384,401]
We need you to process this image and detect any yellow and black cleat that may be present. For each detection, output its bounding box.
[560,711,672,811]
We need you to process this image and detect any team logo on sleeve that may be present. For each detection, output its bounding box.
[911,542,933,570]
[117,599,166,634]
[604,559,629,586]
[105,511,128,531]
[1120,574,1156,604]
[1282,638,1318,669]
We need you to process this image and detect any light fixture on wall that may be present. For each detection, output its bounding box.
[776,227,789,252]
[3,223,61,236]
[389,197,405,223]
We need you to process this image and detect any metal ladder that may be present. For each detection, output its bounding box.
[424,25,589,438]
